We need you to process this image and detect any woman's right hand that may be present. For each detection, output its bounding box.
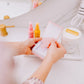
[45,40,66,64]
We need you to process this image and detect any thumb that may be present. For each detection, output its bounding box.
[58,43,66,53]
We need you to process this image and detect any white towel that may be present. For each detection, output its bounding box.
[71,0,84,27]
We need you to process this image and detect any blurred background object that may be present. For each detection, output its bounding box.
[0,0,45,20]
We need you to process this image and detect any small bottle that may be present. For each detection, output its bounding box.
[33,0,38,8]
[34,23,40,38]
[28,23,34,38]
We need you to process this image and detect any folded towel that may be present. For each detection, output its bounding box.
[71,0,84,27]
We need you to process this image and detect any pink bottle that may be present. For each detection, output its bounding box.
[33,0,38,8]
[28,23,34,38]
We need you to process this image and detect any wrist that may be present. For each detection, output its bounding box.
[18,42,26,55]
[44,56,54,65]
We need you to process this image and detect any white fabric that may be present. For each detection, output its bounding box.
[71,0,84,28]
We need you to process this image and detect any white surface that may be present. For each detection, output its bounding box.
[0,27,84,84]
[0,0,32,20]
[14,56,84,84]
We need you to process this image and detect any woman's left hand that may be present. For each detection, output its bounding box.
[23,38,42,55]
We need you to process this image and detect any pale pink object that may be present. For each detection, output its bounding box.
[28,23,34,38]
[33,1,38,8]
[32,21,63,59]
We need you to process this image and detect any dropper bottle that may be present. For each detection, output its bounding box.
[34,23,40,38]
[28,22,34,38]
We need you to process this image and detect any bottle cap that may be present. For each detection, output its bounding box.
[35,23,40,30]
[33,1,38,8]
[29,23,33,31]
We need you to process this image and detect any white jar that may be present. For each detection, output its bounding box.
[62,27,81,54]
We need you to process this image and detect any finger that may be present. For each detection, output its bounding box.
[25,48,32,55]
[47,43,51,48]
[58,43,66,53]
[33,38,42,43]
[47,39,53,48]
[55,41,59,47]
[57,43,64,48]
[48,41,58,48]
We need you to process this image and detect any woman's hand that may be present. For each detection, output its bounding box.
[23,38,42,55]
[24,40,66,83]
[45,40,66,64]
